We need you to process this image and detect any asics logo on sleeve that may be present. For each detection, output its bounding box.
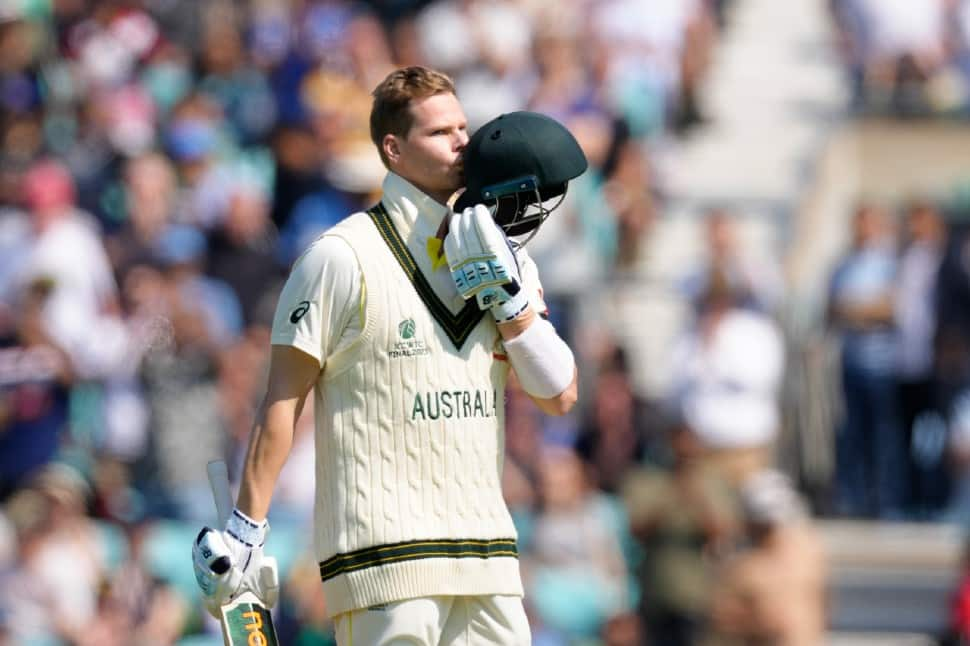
[289,301,311,324]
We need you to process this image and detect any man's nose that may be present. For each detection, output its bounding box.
[455,130,469,150]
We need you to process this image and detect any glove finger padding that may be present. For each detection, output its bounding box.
[193,528,231,596]
[468,206,529,320]
[256,556,280,608]
[445,205,520,301]
[471,205,520,284]
[193,527,243,617]
[458,205,484,255]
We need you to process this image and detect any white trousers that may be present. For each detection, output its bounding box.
[333,595,531,646]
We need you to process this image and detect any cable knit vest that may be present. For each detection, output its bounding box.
[313,204,522,617]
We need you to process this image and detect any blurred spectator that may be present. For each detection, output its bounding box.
[299,22,387,193]
[196,3,276,145]
[0,463,106,644]
[950,1,970,111]
[706,470,827,646]
[683,208,784,314]
[600,138,657,274]
[344,12,398,91]
[101,511,189,645]
[0,278,72,497]
[576,346,657,493]
[935,216,970,419]
[623,423,740,646]
[140,42,194,119]
[139,225,238,520]
[828,203,904,518]
[1,486,63,643]
[416,0,534,129]
[670,270,786,487]
[154,223,243,348]
[833,0,947,115]
[16,158,130,380]
[279,178,359,268]
[528,18,597,121]
[601,612,646,646]
[206,181,285,327]
[894,199,949,517]
[586,0,716,136]
[526,446,630,642]
[502,373,547,551]
[0,14,44,116]
[276,556,337,646]
[943,391,970,525]
[165,92,242,230]
[417,0,530,77]
[270,122,331,231]
[0,204,30,323]
[105,152,178,282]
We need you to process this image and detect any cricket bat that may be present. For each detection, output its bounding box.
[207,460,280,646]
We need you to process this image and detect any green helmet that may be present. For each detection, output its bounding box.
[455,111,588,239]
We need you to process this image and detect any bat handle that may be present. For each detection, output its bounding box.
[207,460,233,527]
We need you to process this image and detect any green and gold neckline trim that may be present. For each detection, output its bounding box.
[367,202,485,350]
[319,537,518,581]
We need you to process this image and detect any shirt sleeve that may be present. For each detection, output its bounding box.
[270,234,361,368]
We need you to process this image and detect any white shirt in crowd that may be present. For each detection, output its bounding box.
[20,211,130,379]
[669,308,785,449]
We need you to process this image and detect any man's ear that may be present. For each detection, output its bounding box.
[383,134,401,166]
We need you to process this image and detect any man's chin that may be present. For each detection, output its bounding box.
[447,169,464,191]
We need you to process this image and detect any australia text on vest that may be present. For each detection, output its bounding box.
[410,389,499,421]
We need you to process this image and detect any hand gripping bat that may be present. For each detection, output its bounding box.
[207,460,280,646]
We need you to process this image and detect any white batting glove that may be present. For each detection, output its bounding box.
[444,204,530,322]
[191,508,279,618]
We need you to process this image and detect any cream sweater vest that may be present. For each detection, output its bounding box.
[314,203,522,617]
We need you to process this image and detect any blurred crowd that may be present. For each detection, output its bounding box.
[823,195,970,645]
[825,198,970,524]
[831,0,970,117]
[2,0,970,644]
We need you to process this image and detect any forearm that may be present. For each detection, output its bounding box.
[497,306,538,340]
[444,205,577,413]
[236,400,302,521]
[530,370,578,416]
[834,296,894,328]
[498,307,578,416]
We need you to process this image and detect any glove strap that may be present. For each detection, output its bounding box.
[491,287,530,323]
[226,508,268,548]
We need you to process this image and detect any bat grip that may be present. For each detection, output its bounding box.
[207,460,233,527]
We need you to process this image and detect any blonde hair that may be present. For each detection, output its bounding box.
[370,66,456,168]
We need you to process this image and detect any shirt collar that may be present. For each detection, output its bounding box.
[379,172,451,244]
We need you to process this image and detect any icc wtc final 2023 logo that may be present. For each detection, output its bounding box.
[390,318,430,359]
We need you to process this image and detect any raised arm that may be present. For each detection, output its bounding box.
[445,205,578,417]
[498,308,578,416]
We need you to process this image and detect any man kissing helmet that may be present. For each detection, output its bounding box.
[455,111,588,244]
